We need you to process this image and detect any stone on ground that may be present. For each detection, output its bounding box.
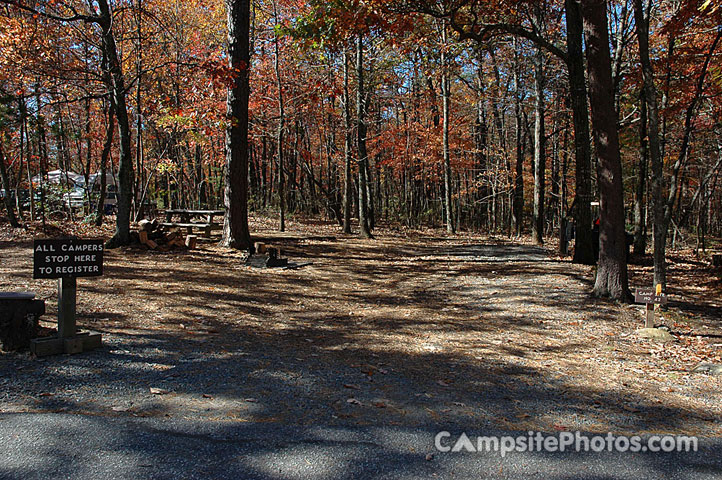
[635,327,676,343]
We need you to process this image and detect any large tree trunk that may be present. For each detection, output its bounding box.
[512,39,524,236]
[95,100,115,226]
[35,85,48,229]
[97,0,134,248]
[273,0,285,232]
[441,24,454,234]
[221,0,252,250]
[532,44,546,245]
[134,0,145,221]
[565,0,595,264]
[581,0,631,301]
[633,89,648,255]
[441,23,455,233]
[356,34,372,238]
[633,0,665,286]
[342,49,353,234]
[0,141,20,227]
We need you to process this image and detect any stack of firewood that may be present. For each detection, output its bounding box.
[135,219,197,251]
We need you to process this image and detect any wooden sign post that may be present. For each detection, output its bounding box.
[634,285,668,328]
[31,238,104,356]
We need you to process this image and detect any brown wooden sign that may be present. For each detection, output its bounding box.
[634,288,668,305]
[33,238,104,279]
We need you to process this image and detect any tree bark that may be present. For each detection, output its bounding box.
[273,0,285,232]
[342,48,353,234]
[97,0,134,248]
[581,0,631,301]
[95,100,115,226]
[441,23,454,234]
[532,44,545,245]
[512,39,524,236]
[356,34,372,238]
[566,0,595,264]
[633,88,648,254]
[633,0,665,286]
[34,84,48,229]
[0,141,20,227]
[221,0,252,250]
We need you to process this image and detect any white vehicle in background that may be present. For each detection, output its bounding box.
[88,173,118,214]
[62,187,86,209]
[30,169,118,214]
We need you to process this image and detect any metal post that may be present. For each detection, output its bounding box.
[58,277,77,338]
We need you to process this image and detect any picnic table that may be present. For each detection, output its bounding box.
[161,209,224,237]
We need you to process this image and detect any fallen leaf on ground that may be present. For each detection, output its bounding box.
[150,387,169,395]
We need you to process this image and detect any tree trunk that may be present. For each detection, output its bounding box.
[582,0,631,301]
[633,0,665,287]
[134,0,145,221]
[512,39,524,236]
[566,0,595,264]
[342,48,353,234]
[633,88,648,255]
[20,99,34,221]
[0,141,20,227]
[441,23,455,234]
[365,156,375,229]
[221,0,252,250]
[532,44,545,245]
[98,0,134,248]
[273,0,285,232]
[356,34,372,238]
[95,100,115,226]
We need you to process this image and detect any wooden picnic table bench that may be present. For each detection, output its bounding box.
[161,209,224,237]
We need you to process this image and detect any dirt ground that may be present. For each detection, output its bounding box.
[1,216,721,436]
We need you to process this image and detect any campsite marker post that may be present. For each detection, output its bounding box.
[634,284,667,328]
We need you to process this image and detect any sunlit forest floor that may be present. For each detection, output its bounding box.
[1,215,721,436]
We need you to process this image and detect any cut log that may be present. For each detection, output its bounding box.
[254,242,266,254]
[186,235,198,249]
[138,230,149,245]
[145,239,158,249]
[138,219,154,232]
